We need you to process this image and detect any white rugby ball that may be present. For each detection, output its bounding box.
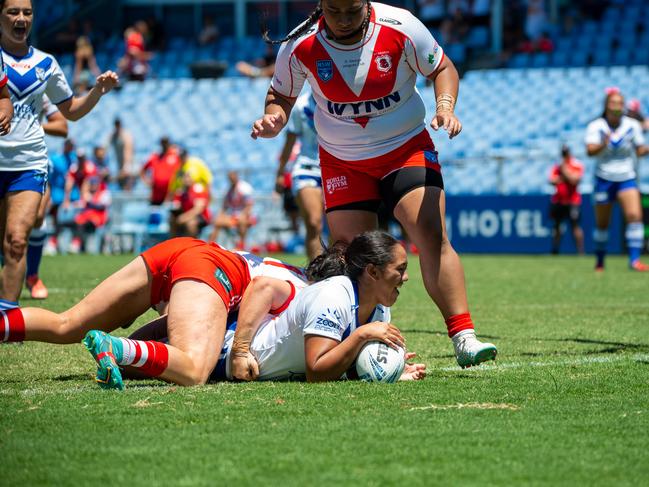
[355,341,405,383]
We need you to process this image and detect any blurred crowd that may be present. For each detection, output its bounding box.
[45,119,261,255]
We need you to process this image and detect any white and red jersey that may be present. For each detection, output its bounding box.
[271,2,444,161]
[173,182,211,221]
[224,180,254,213]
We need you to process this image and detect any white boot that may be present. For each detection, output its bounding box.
[452,330,497,368]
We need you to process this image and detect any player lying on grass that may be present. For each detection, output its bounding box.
[85,231,426,388]
[0,237,306,386]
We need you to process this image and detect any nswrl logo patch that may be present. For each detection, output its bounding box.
[316,60,333,82]
[214,268,232,292]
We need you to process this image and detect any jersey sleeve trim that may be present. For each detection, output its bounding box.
[53,93,73,106]
[270,85,298,101]
[269,281,296,315]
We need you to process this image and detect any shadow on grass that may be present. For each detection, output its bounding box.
[54,374,92,381]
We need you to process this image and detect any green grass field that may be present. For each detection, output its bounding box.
[1,253,648,486]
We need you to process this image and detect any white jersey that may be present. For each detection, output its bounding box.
[287,91,319,162]
[222,275,391,381]
[585,116,645,182]
[0,47,73,172]
[271,2,444,161]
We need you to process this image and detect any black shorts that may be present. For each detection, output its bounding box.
[326,166,445,215]
[550,203,580,223]
[283,190,299,213]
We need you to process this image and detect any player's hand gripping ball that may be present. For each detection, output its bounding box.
[355,341,405,383]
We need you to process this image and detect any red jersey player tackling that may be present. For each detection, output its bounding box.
[251,0,496,368]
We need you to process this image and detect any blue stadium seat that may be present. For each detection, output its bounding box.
[530,54,550,68]
[466,27,489,49]
[508,54,529,69]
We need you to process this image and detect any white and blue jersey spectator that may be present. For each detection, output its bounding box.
[276,89,324,260]
[0,0,118,309]
[585,89,649,272]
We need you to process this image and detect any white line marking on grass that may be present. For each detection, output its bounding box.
[439,353,649,372]
[409,402,521,411]
[2,354,648,396]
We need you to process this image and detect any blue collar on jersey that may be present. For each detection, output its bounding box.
[3,46,34,61]
[342,280,380,340]
[6,55,53,100]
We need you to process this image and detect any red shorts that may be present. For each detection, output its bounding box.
[319,130,441,210]
[140,237,251,311]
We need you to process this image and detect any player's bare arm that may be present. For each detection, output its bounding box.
[57,71,119,121]
[0,84,13,135]
[230,277,295,381]
[587,133,610,156]
[42,110,68,138]
[430,56,462,139]
[305,322,405,382]
[251,88,296,139]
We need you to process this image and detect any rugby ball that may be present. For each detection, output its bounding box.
[355,341,405,383]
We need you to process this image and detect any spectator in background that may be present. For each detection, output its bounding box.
[63,149,99,211]
[48,138,77,250]
[549,145,585,255]
[236,45,275,79]
[525,0,548,41]
[92,145,111,182]
[81,19,101,46]
[209,170,256,250]
[536,31,554,53]
[73,176,111,253]
[198,14,220,45]
[417,0,446,28]
[119,21,152,81]
[72,36,101,95]
[169,169,211,238]
[168,148,213,195]
[62,148,100,254]
[140,137,181,205]
[107,118,135,190]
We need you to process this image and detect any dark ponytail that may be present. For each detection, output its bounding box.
[261,0,372,45]
[306,231,400,282]
[261,4,323,45]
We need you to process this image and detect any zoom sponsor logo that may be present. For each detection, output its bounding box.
[313,308,343,333]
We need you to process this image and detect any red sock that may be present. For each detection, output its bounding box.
[117,338,169,377]
[445,313,474,338]
[1,308,25,342]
